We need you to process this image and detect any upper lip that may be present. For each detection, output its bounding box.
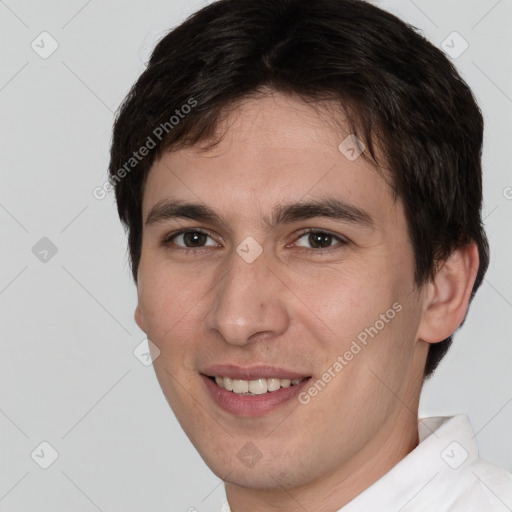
[202,364,311,381]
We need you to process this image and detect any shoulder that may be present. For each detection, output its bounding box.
[444,456,512,511]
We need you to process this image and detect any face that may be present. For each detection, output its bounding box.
[135,92,429,492]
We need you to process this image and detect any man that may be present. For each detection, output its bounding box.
[108,0,512,510]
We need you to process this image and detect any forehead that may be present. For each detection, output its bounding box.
[142,92,397,228]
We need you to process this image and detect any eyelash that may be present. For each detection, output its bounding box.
[161,228,349,253]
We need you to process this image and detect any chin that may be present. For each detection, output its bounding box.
[203,451,312,491]
[223,469,295,491]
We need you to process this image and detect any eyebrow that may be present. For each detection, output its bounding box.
[144,197,375,230]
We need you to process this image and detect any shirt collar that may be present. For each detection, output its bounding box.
[341,414,479,511]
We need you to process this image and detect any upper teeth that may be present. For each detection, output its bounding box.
[214,376,305,395]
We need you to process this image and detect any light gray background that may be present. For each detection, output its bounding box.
[1,0,511,510]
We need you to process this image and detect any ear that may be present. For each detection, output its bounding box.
[134,304,146,332]
[417,243,480,344]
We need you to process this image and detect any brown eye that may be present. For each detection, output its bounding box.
[308,232,333,249]
[166,230,218,248]
[182,231,208,247]
[295,230,347,250]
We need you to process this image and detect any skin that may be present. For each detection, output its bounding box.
[134,91,479,512]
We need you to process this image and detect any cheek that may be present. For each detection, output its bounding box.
[291,255,416,373]
[288,262,391,339]
[137,265,208,416]
[137,260,206,349]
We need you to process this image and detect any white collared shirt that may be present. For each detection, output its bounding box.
[220,415,512,511]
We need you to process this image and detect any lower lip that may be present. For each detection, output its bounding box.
[201,375,311,417]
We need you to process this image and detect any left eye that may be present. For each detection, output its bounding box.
[294,230,347,250]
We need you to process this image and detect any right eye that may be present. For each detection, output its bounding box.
[162,229,219,250]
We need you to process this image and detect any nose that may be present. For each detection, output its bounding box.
[204,247,290,346]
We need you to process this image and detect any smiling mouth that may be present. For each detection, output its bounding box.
[207,375,311,395]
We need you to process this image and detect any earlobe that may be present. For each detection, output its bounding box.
[417,243,480,344]
[134,305,146,332]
